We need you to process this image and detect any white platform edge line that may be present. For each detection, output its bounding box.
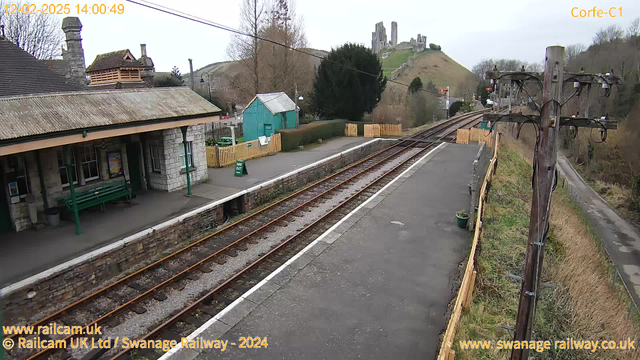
[1,138,392,297]
[156,141,447,360]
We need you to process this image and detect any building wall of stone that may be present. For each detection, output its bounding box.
[144,130,168,190]
[61,17,87,86]
[2,137,133,231]
[161,124,208,192]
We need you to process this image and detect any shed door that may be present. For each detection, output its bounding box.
[264,124,273,137]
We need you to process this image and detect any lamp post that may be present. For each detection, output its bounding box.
[294,83,303,128]
[200,74,212,103]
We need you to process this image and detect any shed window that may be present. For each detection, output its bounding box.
[150,145,162,173]
[57,150,78,187]
[80,145,100,181]
[179,142,193,169]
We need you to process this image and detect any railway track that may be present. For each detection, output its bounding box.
[5,111,485,360]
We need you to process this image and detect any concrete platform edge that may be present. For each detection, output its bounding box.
[159,142,448,360]
[1,138,393,298]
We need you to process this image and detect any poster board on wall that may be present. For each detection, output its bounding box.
[107,150,123,178]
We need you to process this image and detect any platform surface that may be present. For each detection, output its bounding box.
[174,143,480,360]
[0,137,373,287]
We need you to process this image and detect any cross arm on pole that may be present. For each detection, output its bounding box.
[482,113,618,130]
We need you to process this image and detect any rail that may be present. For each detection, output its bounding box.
[109,113,486,360]
[10,111,485,360]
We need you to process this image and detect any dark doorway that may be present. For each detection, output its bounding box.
[0,169,12,233]
[126,143,143,193]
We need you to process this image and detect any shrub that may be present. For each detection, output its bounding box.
[449,101,463,117]
[278,120,346,151]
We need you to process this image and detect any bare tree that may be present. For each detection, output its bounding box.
[627,18,640,38]
[0,0,63,59]
[565,43,586,68]
[593,25,624,45]
[227,0,266,96]
[525,61,544,73]
[261,0,310,97]
[472,59,494,79]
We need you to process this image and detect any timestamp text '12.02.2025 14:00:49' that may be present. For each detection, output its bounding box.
[3,3,125,15]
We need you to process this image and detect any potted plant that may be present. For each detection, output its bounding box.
[456,209,469,229]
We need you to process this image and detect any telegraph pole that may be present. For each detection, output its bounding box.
[509,46,564,360]
[484,46,619,360]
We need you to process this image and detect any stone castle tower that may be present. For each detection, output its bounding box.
[391,21,398,47]
[371,22,388,54]
[61,17,87,86]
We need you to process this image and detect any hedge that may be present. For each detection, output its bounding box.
[278,120,346,151]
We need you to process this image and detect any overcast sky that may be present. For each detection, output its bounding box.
[36,0,640,72]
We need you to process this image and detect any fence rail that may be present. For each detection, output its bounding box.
[379,124,402,136]
[456,128,493,147]
[437,132,500,360]
[206,133,281,168]
[345,123,358,137]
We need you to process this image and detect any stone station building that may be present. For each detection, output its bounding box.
[0,88,220,233]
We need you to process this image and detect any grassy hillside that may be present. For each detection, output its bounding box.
[184,48,328,88]
[389,50,476,95]
[381,49,415,76]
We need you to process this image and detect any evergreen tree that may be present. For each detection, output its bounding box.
[154,66,184,87]
[311,43,387,120]
[408,77,423,94]
[170,66,184,84]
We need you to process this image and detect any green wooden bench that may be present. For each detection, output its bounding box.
[57,180,132,213]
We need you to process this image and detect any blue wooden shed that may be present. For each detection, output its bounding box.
[243,92,298,142]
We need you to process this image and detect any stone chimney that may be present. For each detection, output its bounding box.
[61,17,87,86]
[139,43,155,87]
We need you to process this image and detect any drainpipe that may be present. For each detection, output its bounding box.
[180,126,192,196]
[64,145,82,235]
[35,150,48,210]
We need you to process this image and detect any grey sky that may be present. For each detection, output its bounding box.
[35,0,640,72]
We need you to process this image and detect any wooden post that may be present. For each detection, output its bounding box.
[463,270,477,310]
[447,349,456,360]
[510,46,564,360]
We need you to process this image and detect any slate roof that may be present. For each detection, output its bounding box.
[42,59,70,77]
[0,37,83,97]
[86,50,144,72]
[246,92,297,115]
[0,87,222,142]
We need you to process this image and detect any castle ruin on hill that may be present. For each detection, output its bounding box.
[371,21,426,55]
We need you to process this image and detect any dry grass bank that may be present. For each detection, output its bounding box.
[454,135,639,360]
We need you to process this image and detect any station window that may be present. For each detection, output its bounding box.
[14,156,30,199]
[150,145,162,173]
[179,142,193,170]
[80,145,100,181]
[57,150,78,187]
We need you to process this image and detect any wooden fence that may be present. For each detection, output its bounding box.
[456,129,470,144]
[379,124,402,136]
[206,133,281,168]
[456,128,494,147]
[437,133,500,360]
[364,124,381,138]
[345,123,358,137]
